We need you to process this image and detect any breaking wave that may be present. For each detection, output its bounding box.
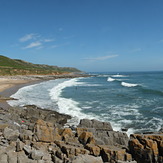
[107,77,116,82]
[121,82,138,87]
[112,74,128,77]
[49,78,100,126]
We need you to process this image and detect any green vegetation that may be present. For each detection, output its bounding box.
[0,55,81,75]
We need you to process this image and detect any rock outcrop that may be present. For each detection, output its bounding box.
[0,106,134,163]
[78,119,129,147]
[0,105,162,162]
[129,133,163,163]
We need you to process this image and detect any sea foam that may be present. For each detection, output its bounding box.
[112,74,127,77]
[107,77,115,82]
[121,82,138,87]
[49,78,99,126]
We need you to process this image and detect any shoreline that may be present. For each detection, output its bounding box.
[0,74,90,109]
[0,77,41,109]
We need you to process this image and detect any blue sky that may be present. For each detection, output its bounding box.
[0,0,163,72]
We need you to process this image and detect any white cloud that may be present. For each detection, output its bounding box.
[19,33,37,42]
[84,55,119,61]
[44,39,55,42]
[23,41,42,49]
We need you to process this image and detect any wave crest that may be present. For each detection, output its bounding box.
[107,77,115,82]
[112,74,127,77]
[121,82,138,87]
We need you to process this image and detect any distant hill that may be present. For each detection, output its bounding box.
[0,55,81,75]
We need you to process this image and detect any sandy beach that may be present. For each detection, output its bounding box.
[0,74,90,93]
[0,74,89,109]
[0,76,37,109]
[0,78,31,92]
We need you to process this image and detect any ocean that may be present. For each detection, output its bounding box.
[8,71,163,135]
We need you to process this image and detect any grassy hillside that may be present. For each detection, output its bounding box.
[0,55,81,75]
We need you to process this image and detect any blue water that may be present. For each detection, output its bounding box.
[8,71,163,134]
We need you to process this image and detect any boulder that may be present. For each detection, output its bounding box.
[7,151,18,163]
[71,154,103,163]
[31,142,49,151]
[42,152,53,163]
[95,130,128,146]
[55,149,66,160]
[59,128,75,142]
[85,144,101,156]
[16,140,25,152]
[99,145,132,162]
[23,145,32,155]
[31,149,44,160]
[22,105,71,127]
[78,131,95,145]
[0,138,9,147]
[19,129,33,142]
[0,153,7,163]
[17,151,31,163]
[77,119,129,147]
[51,155,63,163]
[0,123,9,132]
[78,119,113,131]
[129,133,163,163]
[54,140,65,148]
[76,127,88,137]
[3,127,19,141]
[61,144,89,158]
[33,119,61,142]
[78,119,93,128]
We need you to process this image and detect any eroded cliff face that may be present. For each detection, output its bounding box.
[0,105,162,163]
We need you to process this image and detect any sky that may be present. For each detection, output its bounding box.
[0,0,163,72]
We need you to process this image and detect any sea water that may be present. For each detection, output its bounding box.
[8,71,163,135]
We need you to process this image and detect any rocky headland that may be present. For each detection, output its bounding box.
[0,104,163,163]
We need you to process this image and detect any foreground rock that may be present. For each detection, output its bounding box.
[129,133,163,163]
[0,105,162,162]
[78,119,129,147]
[0,105,133,163]
[0,105,71,130]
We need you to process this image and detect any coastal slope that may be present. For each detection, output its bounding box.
[0,55,81,76]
